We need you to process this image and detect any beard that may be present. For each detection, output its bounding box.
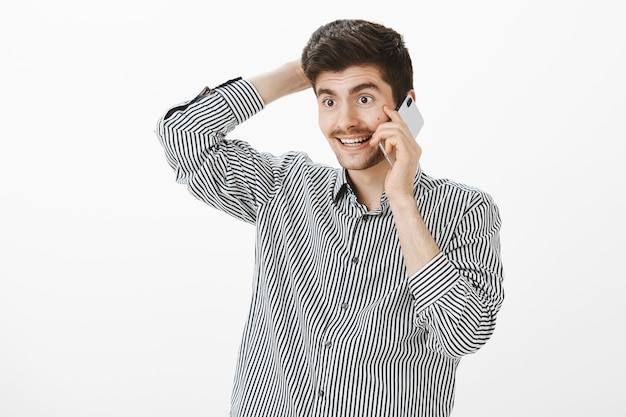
[334,146,386,171]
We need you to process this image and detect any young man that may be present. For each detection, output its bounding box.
[156,19,504,417]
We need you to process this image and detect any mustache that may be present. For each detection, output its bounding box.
[330,128,374,137]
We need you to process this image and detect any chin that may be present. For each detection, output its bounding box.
[337,153,386,171]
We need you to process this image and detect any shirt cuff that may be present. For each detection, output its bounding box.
[407,252,459,314]
[213,78,265,125]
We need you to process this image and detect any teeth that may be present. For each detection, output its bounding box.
[339,136,370,146]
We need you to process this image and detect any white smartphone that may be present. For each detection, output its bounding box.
[379,94,424,166]
[397,95,424,138]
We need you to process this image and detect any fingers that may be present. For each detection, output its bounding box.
[382,104,402,122]
[370,105,411,149]
[371,105,421,171]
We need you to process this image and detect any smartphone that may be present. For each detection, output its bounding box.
[397,95,424,138]
[379,94,424,166]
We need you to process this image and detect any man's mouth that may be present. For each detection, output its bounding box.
[337,136,372,147]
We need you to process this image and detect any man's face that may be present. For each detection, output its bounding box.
[315,65,396,172]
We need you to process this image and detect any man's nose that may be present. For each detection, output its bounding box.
[336,105,359,131]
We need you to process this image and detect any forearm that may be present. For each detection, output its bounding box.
[248,60,311,105]
[388,194,440,277]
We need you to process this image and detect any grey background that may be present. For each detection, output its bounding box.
[2,0,625,415]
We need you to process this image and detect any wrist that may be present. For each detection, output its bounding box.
[249,60,311,105]
[287,60,310,91]
[387,192,417,212]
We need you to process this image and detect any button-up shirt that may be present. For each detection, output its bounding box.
[155,78,504,417]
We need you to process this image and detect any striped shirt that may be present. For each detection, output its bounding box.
[155,78,504,417]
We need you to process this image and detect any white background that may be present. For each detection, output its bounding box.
[2,0,625,416]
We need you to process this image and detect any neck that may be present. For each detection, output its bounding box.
[347,161,390,210]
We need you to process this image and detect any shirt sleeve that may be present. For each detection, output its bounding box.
[407,190,504,358]
[155,78,291,224]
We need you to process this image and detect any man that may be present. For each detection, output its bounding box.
[156,19,503,417]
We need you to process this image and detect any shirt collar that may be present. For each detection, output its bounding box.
[332,164,424,204]
[332,168,351,203]
[413,164,424,193]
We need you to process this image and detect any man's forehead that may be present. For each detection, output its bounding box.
[315,65,388,96]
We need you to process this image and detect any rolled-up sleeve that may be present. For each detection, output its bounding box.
[155,79,286,223]
[408,191,504,358]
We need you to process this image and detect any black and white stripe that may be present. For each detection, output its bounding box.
[156,79,504,417]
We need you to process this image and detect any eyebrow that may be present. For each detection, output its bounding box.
[316,82,380,97]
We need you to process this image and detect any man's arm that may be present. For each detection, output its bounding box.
[372,106,503,358]
[408,193,504,358]
[388,194,440,276]
[372,104,440,276]
[154,60,310,223]
[248,60,311,105]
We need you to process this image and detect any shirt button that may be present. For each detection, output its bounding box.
[324,340,332,348]
[351,256,359,264]
[341,302,349,311]
[318,389,325,397]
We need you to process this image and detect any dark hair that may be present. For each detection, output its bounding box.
[301,19,413,107]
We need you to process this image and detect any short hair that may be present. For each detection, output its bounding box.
[301,19,414,108]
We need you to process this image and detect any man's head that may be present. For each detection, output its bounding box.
[301,19,413,108]
[301,20,415,173]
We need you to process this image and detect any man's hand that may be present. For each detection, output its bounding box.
[248,60,311,105]
[370,104,422,199]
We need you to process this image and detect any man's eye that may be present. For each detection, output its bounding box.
[323,99,335,107]
[358,96,373,105]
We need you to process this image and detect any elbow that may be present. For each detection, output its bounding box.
[422,301,500,359]
[443,314,498,358]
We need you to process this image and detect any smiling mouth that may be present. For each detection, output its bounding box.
[337,136,372,147]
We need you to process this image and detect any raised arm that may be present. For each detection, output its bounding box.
[248,60,311,105]
[154,60,311,223]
